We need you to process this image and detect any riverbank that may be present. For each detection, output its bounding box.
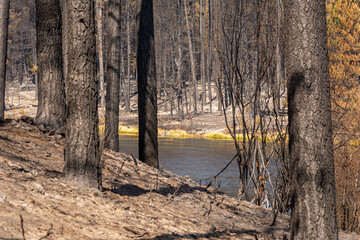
[4,85,235,139]
[0,119,357,240]
[99,124,234,140]
[4,84,283,141]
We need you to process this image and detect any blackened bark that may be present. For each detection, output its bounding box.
[199,0,206,113]
[184,0,198,115]
[35,0,65,129]
[32,39,38,101]
[104,0,121,152]
[176,0,184,120]
[61,0,68,94]
[273,0,282,116]
[136,0,158,168]
[207,0,213,114]
[125,0,131,113]
[284,0,338,239]
[0,0,9,120]
[63,0,102,190]
[96,0,105,107]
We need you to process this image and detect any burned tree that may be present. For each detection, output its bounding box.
[104,0,121,152]
[136,0,158,168]
[63,0,102,190]
[35,0,65,129]
[284,0,338,238]
[0,0,9,120]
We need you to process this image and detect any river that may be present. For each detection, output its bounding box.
[119,135,240,198]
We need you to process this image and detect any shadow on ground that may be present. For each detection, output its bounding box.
[105,182,211,197]
[140,229,265,240]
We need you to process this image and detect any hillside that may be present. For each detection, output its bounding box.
[0,119,357,240]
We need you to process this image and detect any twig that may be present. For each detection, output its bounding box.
[204,181,212,191]
[213,178,221,193]
[270,207,279,226]
[203,200,213,219]
[160,184,184,207]
[195,154,237,193]
[119,161,125,173]
[155,169,159,191]
[136,231,148,238]
[213,154,238,179]
[171,184,183,197]
[149,169,160,196]
[20,214,25,240]
[38,224,53,240]
[130,154,138,171]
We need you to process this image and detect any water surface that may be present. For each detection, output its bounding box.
[119,135,240,197]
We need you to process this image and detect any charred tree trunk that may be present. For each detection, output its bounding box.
[96,0,105,107]
[63,0,102,190]
[35,0,65,129]
[170,44,175,116]
[120,40,124,108]
[199,0,206,113]
[214,0,221,113]
[32,41,38,100]
[125,0,131,112]
[273,0,282,116]
[176,0,184,119]
[0,0,9,120]
[184,0,198,115]
[61,0,68,95]
[136,0,158,168]
[208,0,213,113]
[163,53,168,112]
[104,0,121,152]
[284,0,338,239]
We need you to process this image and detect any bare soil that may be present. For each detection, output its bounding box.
[0,119,358,240]
[116,110,227,134]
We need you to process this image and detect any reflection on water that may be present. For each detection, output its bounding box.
[119,135,240,197]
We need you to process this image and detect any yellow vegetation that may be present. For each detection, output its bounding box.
[5,108,26,119]
[99,124,285,142]
[327,0,360,233]
[203,132,233,140]
[119,125,138,135]
[28,65,38,75]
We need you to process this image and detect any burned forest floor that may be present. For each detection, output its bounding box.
[4,85,229,136]
[0,119,358,240]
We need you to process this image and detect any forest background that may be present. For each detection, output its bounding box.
[3,0,360,234]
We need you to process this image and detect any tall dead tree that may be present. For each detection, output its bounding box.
[63,0,102,190]
[0,0,9,120]
[104,0,121,152]
[61,0,68,86]
[284,0,338,238]
[137,0,158,168]
[96,0,105,107]
[184,0,198,115]
[199,0,206,113]
[125,0,131,112]
[207,0,213,113]
[35,0,65,129]
[176,0,184,119]
[273,0,283,116]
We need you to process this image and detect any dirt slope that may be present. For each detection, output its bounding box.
[0,119,357,240]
